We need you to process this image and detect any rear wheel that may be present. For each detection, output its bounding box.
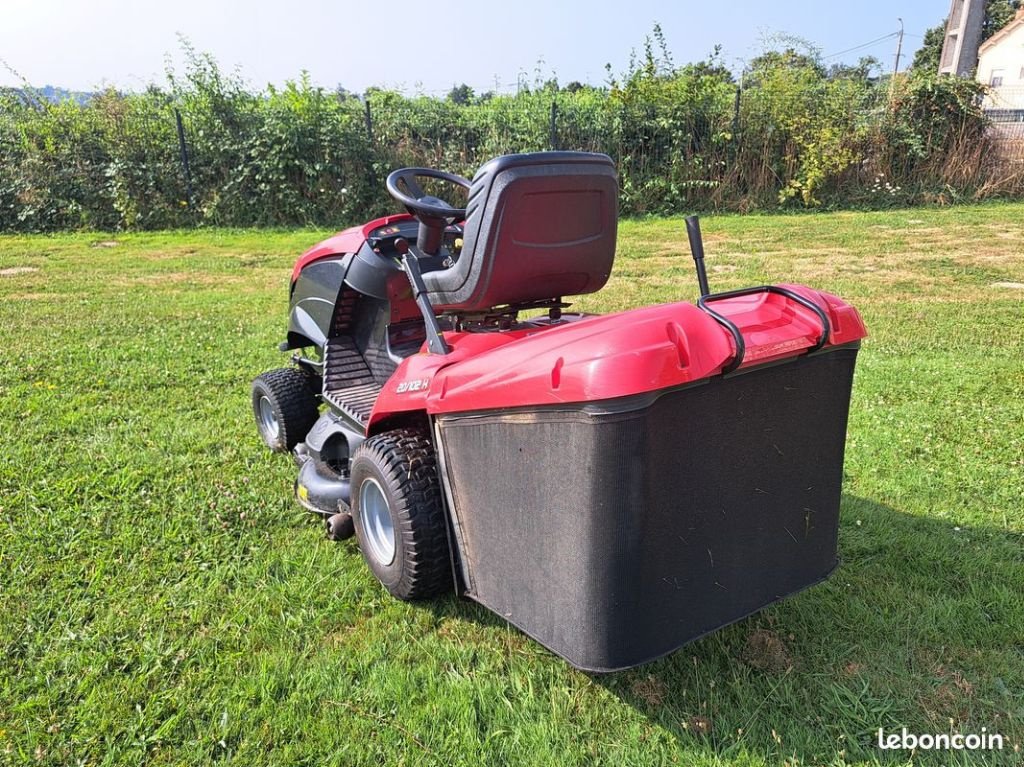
[251,368,320,452]
[350,428,451,600]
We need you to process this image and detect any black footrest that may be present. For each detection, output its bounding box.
[323,383,382,425]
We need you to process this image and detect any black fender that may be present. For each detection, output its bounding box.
[286,255,352,351]
[285,243,407,352]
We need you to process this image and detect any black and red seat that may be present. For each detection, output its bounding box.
[421,151,619,312]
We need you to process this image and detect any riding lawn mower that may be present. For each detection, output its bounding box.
[251,151,866,672]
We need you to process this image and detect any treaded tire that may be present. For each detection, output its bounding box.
[350,428,451,600]
[251,368,320,452]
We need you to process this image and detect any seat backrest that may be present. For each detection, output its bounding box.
[421,152,618,312]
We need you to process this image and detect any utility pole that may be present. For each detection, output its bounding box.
[893,18,905,76]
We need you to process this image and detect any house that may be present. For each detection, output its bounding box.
[978,8,1024,116]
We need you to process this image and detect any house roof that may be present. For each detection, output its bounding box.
[981,8,1024,53]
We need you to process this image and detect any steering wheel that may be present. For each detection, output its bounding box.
[385,168,471,222]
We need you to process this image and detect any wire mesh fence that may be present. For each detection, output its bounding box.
[980,87,1024,160]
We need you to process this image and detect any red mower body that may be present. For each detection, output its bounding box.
[369,285,865,429]
[291,214,416,283]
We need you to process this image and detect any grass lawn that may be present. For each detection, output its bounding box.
[1,204,1022,766]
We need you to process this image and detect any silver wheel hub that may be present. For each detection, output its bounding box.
[258,395,280,440]
[360,478,395,566]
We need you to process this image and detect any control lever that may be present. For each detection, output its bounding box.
[395,238,450,355]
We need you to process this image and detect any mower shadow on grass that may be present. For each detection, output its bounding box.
[414,493,1023,765]
[587,493,1024,764]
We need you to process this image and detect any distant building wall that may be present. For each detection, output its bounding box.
[939,0,986,76]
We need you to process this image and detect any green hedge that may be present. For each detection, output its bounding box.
[0,45,1007,232]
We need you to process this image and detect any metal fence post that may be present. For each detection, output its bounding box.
[731,85,742,161]
[173,108,194,212]
[549,100,558,151]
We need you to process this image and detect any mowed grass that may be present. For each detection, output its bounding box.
[1,204,1022,767]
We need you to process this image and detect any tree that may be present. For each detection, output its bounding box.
[745,47,826,88]
[910,21,946,74]
[446,83,474,105]
[680,46,735,84]
[983,0,1021,40]
[607,22,677,90]
[827,56,882,82]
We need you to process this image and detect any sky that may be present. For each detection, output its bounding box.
[0,0,951,95]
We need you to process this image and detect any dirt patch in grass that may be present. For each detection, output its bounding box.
[630,675,667,707]
[741,629,793,673]
[992,281,1024,289]
[91,240,119,248]
[238,253,275,268]
[7,292,51,300]
[842,661,865,677]
[788,258,953,292]
[131,271,219,286]
[117,271,277,291]
[647,242,754,263]
[684,715,713,736]
[919,681,973,727]
[139,249,195,261]
[914,655,979,727]
[0,266,39,276]
[888,225,947,235]
[948,245,1024,267]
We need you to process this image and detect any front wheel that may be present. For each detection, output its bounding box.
[350,429,451,600]
[251,368,319,452]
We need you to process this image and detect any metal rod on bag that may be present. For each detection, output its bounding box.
[685,215,711,297]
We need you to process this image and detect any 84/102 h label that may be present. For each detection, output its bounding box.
[396,378,430,394]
